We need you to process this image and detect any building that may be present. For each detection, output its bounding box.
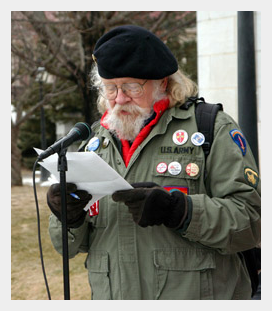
[197,11,261,169]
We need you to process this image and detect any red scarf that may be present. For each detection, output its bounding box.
[101,97,169,167]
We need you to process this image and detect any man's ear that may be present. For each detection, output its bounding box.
[160,77,168,92]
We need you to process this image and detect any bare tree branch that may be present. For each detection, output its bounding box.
[14,85,78,128]
[150,12,169,33]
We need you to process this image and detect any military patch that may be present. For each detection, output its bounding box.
[244,167,259,189]
[163,186,189,195]
[229,129,247,156]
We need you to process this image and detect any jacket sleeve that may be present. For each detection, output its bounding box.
[182,112,261,254]
[48,214,91,258]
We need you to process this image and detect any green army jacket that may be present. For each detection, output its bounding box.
[49,103,261,300]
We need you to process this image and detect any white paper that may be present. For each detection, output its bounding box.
[34,148,133,210]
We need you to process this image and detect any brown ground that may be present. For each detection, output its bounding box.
[11,169,92,300]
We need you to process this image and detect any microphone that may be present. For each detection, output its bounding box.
[37,122,92,160]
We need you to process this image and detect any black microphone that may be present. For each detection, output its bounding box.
[37,122,92,160]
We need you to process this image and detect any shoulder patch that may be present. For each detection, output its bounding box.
[229,129,247,156]
[244,167,259,189]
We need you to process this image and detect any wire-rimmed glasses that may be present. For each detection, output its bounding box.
[98,80,148,100]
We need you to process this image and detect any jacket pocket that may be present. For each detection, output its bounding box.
[152,155,204,194]
[153,248,216,300]
[85,250,111,300]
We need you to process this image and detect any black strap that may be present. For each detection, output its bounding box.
[192,97,260,297]
[194,98,223,158]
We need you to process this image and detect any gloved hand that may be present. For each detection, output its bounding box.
[47,183,92,228]
[112,182,188,229]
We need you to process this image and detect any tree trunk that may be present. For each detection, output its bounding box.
[77,74,100,125]
[11,125,22,186]
[83,87,100,125]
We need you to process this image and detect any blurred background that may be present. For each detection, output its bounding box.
[11,11,198,185]
[11,11,261,300]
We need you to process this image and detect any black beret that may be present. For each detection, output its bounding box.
[93,25,178,79]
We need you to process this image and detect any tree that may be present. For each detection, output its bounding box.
[11,11,196,186]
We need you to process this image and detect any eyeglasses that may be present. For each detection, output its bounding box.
[98,80,148,100]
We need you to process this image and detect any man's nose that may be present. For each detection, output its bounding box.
[115,88,131,105]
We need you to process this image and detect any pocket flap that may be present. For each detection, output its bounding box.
[154,248,215,271]
[85,250,109,273]
[152,155,203,180]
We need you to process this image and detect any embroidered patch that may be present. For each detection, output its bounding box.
[229,129,247,156]
[159,146,194,154]
[163,186,189,195]
[89,201,99,216]
[244,167,259,189]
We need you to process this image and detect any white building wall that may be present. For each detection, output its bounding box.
[197,11,261,167]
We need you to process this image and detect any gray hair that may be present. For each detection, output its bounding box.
[90,65,198,114]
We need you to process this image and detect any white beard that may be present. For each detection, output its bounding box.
[104,103,153,142]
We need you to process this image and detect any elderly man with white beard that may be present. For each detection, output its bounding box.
[47,25,261,300]
[100,77,162,142]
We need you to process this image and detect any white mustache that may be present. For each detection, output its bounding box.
[111,103,149,115]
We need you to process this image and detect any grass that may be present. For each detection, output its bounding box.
[11,178,92,300]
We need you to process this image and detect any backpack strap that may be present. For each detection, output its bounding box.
[193,98,223,159]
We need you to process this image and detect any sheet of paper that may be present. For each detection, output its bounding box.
[34,148,133,211]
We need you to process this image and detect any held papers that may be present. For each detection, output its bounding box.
[35,148,133,211]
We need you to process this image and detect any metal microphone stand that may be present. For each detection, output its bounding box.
[58,147,70,300]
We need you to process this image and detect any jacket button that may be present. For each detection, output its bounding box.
[117,159,121,165]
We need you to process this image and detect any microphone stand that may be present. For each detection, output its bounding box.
[58,147,70,300]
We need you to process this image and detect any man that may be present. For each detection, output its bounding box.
[47,25,261,300]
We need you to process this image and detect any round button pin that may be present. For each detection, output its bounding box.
[168,161,182,175]
[172,130,188,146]
[102,137,110,148]
[186,163,199,177]
[191,132,205,146]
[156,162,168,174]
[85,137,100,152]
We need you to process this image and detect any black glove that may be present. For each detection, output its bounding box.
[112,182,188,228]
[47,183,92,228]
